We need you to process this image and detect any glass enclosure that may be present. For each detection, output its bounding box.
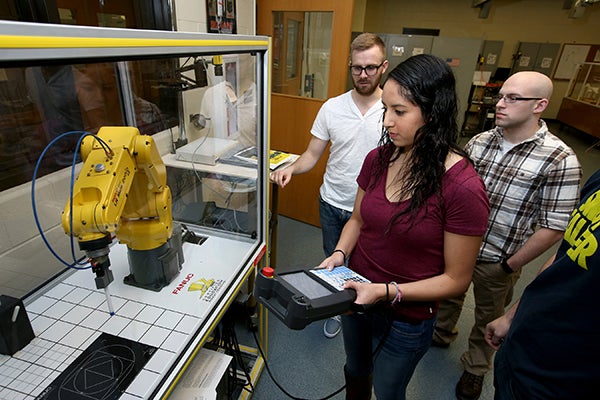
[565,62,600,106]
[0,21,268,299]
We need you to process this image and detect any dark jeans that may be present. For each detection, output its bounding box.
[319,196,352,257]
[342,312,435,400]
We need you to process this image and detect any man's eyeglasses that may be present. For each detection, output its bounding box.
[492,94,543,104]
[349,62,384,76]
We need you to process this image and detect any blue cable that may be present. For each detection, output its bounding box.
[31,130,93,270]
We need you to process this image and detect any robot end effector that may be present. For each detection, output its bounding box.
[62,126,183,292]
[81,234,114,290]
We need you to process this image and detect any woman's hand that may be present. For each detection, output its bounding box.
[343,281,386,305]
[316,251,345,271]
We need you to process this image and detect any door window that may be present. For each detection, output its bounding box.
[272,11,333,99]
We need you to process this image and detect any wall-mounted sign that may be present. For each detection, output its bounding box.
[207,0,236,34]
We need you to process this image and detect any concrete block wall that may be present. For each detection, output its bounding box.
[0,167,83,298]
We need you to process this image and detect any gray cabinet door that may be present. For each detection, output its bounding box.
[431,36,483,130]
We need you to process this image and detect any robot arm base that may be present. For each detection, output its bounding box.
[123,223,184,292]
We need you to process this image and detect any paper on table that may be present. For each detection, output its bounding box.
[169,347,233,400]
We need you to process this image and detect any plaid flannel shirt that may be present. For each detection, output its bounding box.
[465,120,582,262]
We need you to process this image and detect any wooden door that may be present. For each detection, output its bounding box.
[258,0,354,227]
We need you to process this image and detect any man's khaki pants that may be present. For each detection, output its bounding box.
[434,261,521,376]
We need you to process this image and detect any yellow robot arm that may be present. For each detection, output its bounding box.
[62,126,183,292]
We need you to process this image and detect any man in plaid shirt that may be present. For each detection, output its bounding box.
[433,71,582,400]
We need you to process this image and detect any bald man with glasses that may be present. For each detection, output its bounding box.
[432,71,582,400]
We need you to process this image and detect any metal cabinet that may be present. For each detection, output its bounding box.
[511,42,560,76]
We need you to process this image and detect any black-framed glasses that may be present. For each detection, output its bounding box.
[492,94,543,104]
[349,62,384,76]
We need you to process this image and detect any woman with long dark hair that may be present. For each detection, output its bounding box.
[318,54,490,400]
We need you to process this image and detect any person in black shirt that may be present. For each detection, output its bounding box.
[485,169,600,399]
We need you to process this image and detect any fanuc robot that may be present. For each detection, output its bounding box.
[62,126,183,295]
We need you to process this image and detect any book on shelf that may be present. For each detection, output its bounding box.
[233,147,295,170]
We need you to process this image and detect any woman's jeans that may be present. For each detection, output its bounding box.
[319,197,352,257]
[342,312,435,400]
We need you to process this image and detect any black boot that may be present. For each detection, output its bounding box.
[344,366,372,400]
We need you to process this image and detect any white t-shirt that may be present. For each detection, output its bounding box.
[311,90,383,211]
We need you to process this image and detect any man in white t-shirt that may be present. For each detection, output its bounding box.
[270,33,387,338]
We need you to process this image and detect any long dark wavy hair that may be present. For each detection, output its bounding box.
[373,53,469,230]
